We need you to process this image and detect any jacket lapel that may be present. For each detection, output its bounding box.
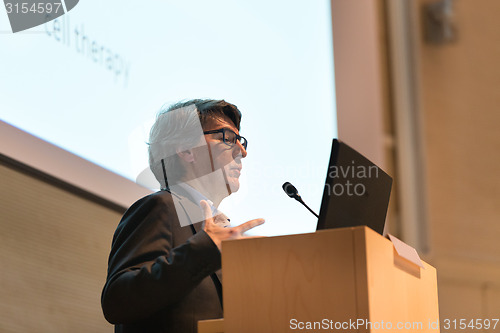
[169,186,204,232]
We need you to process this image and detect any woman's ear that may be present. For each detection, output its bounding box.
[176,148,195,163]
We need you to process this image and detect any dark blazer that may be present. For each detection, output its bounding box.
[101,188,223,333]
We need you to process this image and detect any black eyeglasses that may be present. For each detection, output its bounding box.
[203,128,248,150]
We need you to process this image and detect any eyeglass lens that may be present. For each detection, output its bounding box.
[224,129,247,149]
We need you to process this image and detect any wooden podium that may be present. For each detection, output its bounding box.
[199,226,440,332]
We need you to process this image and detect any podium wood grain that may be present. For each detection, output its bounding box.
[219,226,440,333]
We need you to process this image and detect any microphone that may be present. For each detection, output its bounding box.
[282,182,319,219]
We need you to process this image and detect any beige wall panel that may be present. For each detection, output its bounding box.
[416,0,500,261]
[401,0,500,324]
[437,279,483,322]
[0,162,121,332]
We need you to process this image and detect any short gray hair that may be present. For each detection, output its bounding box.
[148,99,242,189]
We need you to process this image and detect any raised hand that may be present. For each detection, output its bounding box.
[200,200,265,251]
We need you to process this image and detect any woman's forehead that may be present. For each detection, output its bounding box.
[204,115,239,133]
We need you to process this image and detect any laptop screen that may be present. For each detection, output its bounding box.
[316,139,392,235]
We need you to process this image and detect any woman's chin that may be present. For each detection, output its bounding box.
[226,178,240,194]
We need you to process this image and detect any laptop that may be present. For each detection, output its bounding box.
[316,139,392,235]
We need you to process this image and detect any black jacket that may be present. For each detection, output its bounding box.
[101,189,223,333]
